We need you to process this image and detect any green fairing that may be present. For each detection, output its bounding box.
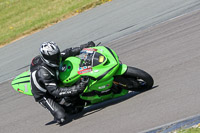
[115,64,128,76]
[11,70,32,96]
[59,46,128,104]
[11,46,129,105]
[59,57,81,86]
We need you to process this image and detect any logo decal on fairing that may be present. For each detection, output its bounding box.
[79,66,91,71]
[83,48,97,52]
[98,85,106,89]
[17,88,24,93]
[98,84,110,89]
[78,68,92,75]
[60,64,67,72]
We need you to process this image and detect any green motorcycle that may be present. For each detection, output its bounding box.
[12,46,154,113]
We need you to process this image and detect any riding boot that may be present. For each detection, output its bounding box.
[38,97,67,124]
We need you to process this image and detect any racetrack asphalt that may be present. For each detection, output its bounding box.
[0,0,200,133]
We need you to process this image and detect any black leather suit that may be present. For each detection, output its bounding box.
[30,42,95,122]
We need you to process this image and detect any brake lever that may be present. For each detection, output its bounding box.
[96,42,101,46]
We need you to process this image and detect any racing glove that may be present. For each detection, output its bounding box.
[58,77,89,97]
[80,41,95,49]
[61,41,95,60]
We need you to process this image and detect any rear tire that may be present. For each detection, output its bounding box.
[123,66,154,92]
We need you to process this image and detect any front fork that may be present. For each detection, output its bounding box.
[113,64,138,90]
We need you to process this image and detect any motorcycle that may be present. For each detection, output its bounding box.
[11,46,154,114]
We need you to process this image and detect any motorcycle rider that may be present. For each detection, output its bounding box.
[30,41,95,124]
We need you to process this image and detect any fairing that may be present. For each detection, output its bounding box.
[11,70,32,96]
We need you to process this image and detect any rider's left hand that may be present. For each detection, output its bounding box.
[87,41,95,47]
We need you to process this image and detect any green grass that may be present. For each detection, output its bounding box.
[176,127,200,133]
[0,0,111,46]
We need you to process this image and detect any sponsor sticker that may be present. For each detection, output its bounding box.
[59,64,67,72]
[98,84,110,89]
[94,70,99,73]
[61,65,67,72]
[78,68,92,75]
[99,49,104,52]
[17,88,24,93]
[83,48,97,52]
[79,66,92,71]
[79,67,84,70]
[98,85,106,89]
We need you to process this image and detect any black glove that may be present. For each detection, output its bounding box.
[58,77,89,97]
[80,41,95,49]
[87,41,95,47]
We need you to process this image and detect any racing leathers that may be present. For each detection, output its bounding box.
[30,42,95,123]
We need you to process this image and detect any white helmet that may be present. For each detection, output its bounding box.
[40,41,61,67]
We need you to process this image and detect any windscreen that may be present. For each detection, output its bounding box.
[79,48,106,68]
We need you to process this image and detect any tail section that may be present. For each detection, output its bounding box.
[11,70,32,96]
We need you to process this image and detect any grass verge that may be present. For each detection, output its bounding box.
[174,124,200,133]
[176,128,200,133]
[0,0,112,47]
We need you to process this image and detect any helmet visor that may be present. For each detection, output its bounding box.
[42,53,61,67]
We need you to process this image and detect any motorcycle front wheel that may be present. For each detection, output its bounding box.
[123,66,154,92]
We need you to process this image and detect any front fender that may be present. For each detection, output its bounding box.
[114,64,127,76]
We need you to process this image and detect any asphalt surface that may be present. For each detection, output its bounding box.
[1,0,200,133]
[1,0,200,82]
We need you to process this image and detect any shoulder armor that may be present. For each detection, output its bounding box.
[31,55,42,66]
[37,67,54,80]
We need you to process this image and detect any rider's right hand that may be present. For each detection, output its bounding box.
[58,77,89,97]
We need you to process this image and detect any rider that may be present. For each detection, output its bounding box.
[30,41,95,124]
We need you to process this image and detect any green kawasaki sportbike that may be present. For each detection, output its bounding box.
[12,46,154,113]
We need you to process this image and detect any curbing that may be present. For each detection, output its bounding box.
[141,115,200,133]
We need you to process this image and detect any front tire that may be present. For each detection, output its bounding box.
[123,66,154,92]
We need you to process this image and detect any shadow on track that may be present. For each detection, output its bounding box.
[45,85,158,126]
